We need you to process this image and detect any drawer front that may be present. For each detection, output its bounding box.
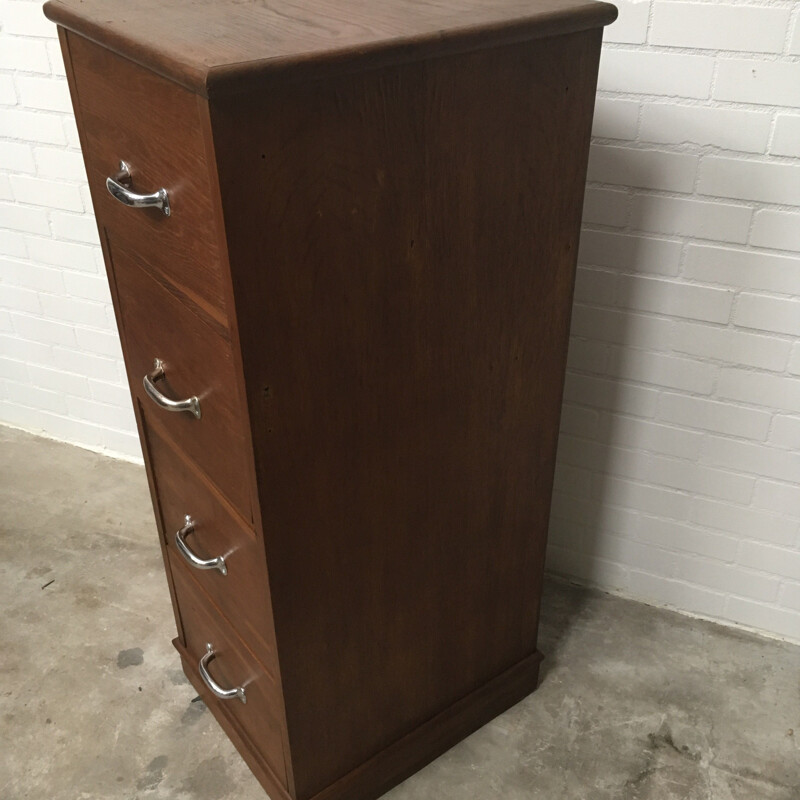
[144,418,275,668]
[171,560,287,787]
[67,32,227,320]
[110,244,251,519]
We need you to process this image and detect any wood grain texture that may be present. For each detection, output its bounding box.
[53,1,613,796]
[146,417,277,671]
[65,33,228,322]
[108,245,252,519]
[170,559,288,787]
[212,29,602,798]
[310,652,542,800]
[59,25,191,655]
[45,0,616,95]
[177,644,295,800]
[192,76,303,796]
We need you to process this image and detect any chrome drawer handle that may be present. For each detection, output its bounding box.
[175,516,227,575]
[106,160,170,216]
[199,643,246,704]
[143,359,201,419]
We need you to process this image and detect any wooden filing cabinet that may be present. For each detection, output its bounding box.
[45,2,617,798]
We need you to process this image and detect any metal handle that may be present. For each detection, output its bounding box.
[198,643,246,703]
[106,160,170,216]
[175,516,227,575]
[143,359,201,419]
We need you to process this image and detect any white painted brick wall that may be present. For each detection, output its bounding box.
[2,0,800,642]
[550,0,800,643]
[0,0,139,459]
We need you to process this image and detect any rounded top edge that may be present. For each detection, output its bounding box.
[44,0,618,98]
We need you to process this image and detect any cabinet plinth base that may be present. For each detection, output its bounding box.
[177,638,542,800]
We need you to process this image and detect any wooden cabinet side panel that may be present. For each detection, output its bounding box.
[211,30,601,800]
[193,94,299,798]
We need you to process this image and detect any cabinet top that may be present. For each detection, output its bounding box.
[44,0,617,97]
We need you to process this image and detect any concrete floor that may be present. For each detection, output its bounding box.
[1,425,798,800]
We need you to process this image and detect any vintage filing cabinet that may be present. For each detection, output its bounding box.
[44,1,617,798]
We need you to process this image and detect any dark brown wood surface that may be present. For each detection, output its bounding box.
[145,417,277,670]
[176,644,294,800]
[45,0,615,95]
[212,28,602,798]
[170,558,288,787]
[109,246,252,519]
[312,652,542,800]
[65,34,229,322]
[54,0,613,795]
[58,17,296,797]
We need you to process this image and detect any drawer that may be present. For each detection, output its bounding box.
[67,33,227,320]
[171,559,287,788]
[144,418,275,668]
[110,244,252,519]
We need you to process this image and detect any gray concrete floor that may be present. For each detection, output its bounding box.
[1,424,798,800]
